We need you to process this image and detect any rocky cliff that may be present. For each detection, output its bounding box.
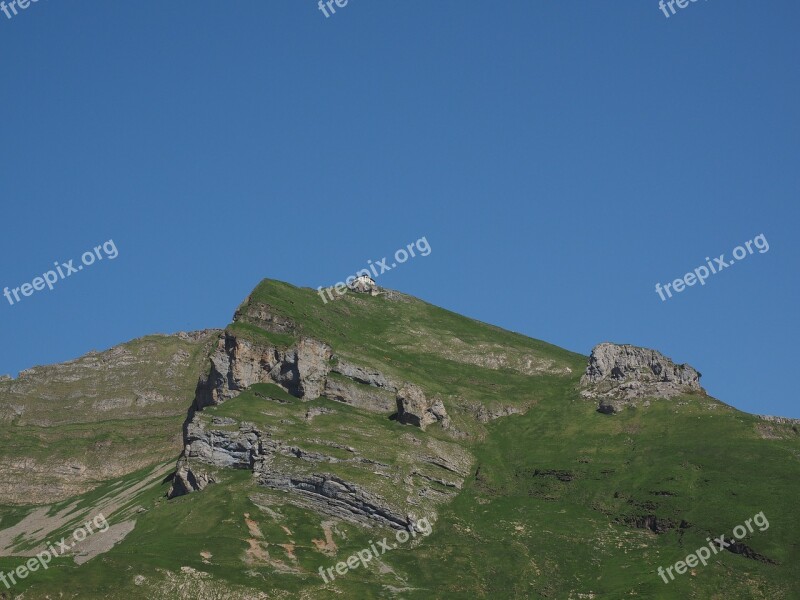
[580,342,704,413]
[169,303,459,529]
[169,384,470,530]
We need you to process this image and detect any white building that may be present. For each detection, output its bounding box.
[353,274,375,287]
[348,273,379,295]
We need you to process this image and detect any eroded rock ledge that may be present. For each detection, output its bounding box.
[195,327,450,429]
[195,334,332,408]
[168,322,456,528]
[167,403,468,529]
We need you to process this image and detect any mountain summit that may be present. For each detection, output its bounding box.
[0,279,797,599]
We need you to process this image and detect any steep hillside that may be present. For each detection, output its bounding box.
[0,331,219,504]
[0,280,797,599]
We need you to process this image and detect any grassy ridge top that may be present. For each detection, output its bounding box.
[231,279,585,409]
[241,280,583,364]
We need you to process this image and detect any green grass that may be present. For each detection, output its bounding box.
[227,322,296,348]
[2,279,799,599]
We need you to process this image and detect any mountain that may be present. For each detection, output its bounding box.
[0,279,797,599]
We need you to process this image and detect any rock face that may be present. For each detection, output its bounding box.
[169,393,467,528]
[332,360,396,390]
[196,309,448,425]
[581,343,703,413]
[759,415,800,426]
[396,384,450,430]
[169,302,459,527]
[196,333,332,408]
[323,376,397,413]
[256,471,409,529]
[184,418,263,469]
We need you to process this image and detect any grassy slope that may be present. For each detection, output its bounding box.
[236,280,585,422]
[0,332,218,505]
[407,394,800,599]
[2,280,799,599]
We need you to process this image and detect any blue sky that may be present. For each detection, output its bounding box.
[1,1,798,417]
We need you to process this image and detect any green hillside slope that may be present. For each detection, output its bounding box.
[1,280,797,599]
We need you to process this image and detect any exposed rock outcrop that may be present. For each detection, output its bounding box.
[581,343,703,413]
[183,418,263,469]
[169,403,462,528]
[294,338,333,399]
[759,415,800,426]
[255,471,409,529]
[168,457,216,498]
[170,309,460,529]
[331,360,397,390]
[195,329,406,415]
[323,375,397,413]
[396,384,450,430]
[195,333,332,408]
[473,402,523,423]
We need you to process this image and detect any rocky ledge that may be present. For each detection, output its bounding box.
[196,326,449,429]
[167,402,468,529]
[581,343,704,414]
[168,312,458,529]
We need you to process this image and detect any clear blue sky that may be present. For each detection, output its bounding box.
[1,2,798,417]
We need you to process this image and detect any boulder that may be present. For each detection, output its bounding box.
[396,384,450,430]
[168,458,215,499]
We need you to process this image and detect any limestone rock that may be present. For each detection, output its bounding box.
[256,471,408,529]
[473,402,523,423]
[759,415,800,426]
[332,360,396,390]
[184,419,262,469]
[294,338,332,399]
[323,376,396,413]
[168,458,215,499]
[195,332,332,408]
[581,343,703,413]
[396,384,450,430]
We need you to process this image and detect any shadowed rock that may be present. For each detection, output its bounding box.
[396,384,450,430]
